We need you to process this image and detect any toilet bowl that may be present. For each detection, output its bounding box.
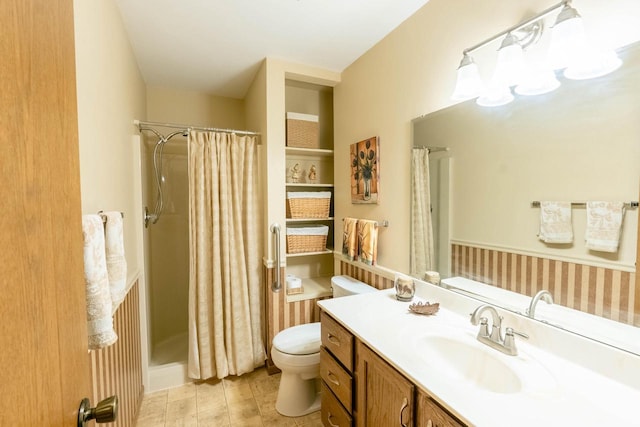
[271,275,377,417]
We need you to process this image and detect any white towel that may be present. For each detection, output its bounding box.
[102,212,127,309]
[585,201,625,253]
[538,201,573,244]
[82,215,117,349]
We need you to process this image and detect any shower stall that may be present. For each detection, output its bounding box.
[142,132,191,388]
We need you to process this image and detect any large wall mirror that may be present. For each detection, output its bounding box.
[412,41,640,354]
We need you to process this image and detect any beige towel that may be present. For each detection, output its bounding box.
[82,215,117,349]
[102,212,127,309]
[342,217,358,261]
[585,201,625,253]
[538,201,573,243]
[357,219,378,266]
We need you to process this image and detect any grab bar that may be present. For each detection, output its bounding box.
[270,223,281,292]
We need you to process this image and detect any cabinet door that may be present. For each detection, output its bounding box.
[356,341,414,427]
[415,389,466,427]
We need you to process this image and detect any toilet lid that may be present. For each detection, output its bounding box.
[273,322,321,355]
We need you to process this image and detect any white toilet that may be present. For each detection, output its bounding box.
[271,275,377,417]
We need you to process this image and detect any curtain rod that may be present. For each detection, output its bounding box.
[134,119,261,137]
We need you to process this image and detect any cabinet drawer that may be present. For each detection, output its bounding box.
[321,312,354,372]
[320,347,352,413]
[321,381,352,427]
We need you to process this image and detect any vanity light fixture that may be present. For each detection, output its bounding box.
[451,0,622,107]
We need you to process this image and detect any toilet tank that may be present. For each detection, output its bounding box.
[331,275,377,298]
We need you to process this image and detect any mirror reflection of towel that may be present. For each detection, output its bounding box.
[357,219,378,266]
[585,201,625,253]
[342,217,358,261]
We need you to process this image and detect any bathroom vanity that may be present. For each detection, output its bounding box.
[318,280,640,426]
[320,309,463,426]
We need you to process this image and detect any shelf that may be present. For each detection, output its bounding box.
[286,217,334,223]
[286,248,333,258]
[285,147,334,157]
[286,276,333,303]
[286,183,334,188]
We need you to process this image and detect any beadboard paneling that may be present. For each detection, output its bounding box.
[265,266,326,363]
[451,244,637,325]
[89,281,143,426]
[339,261,395,290]
[264,263,394,364]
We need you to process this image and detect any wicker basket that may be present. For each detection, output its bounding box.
[287,192,331,218]
[286,112,319,148]
[286,225,329,254]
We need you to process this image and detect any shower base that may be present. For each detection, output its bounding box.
[149,332,191,392]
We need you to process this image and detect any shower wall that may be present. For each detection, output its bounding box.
[146,140,189,364]
[143,87,247,369]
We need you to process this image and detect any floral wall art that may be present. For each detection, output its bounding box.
[350,136,379,204]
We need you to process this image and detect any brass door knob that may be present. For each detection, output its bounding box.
[78,395,118,426]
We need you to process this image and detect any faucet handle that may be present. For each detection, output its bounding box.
[503,327,529,355]
[505,327,529,340]
[478,317,489,337]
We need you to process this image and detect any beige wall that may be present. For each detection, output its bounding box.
[74,0,147,285]
[146,86,245,129]
[334,0,640,274]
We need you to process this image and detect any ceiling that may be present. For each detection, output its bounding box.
[115,0,430,99]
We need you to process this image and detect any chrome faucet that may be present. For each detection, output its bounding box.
[526,290,554,319]
[470,304,528,356]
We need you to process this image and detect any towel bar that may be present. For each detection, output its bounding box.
[341,218,389,227]
[531,201,638,209]
[98,211,124,223]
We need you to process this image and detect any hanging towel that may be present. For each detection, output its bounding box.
[585,201,625,253]
[357,219,378,266]
[103,211,127,309]
[538,201,573,244]
[342,217,358,261]
[82,215,117,349]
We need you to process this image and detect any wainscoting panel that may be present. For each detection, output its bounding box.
[451,243,637,325]
[264,263,395,364]
[264,266,326,362]
[89,281,144,426]
[339,261,395,290]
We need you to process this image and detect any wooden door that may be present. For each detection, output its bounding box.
[415,389,465,427]
[356,341,414,427]
[0,0,92,424]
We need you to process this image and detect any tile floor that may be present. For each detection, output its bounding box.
[136,367,323,426]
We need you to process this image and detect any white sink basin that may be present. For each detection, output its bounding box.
[412,332,557,395]
[422,335,522,393]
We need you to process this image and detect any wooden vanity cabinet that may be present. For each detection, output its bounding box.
[320,312,355,426]
[355,340,415,427]
[320,311,466,427]
[416,389,465,427]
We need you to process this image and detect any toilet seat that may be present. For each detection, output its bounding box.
[272,322,321,355]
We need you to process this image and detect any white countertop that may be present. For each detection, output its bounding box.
[318,281,640,427]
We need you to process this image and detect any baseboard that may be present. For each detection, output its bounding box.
[265,357,281,375]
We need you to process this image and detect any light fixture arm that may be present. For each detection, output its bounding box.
[462,0,570,55]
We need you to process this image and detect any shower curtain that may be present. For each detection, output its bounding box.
[187,130,265,380]
[411,148,435,277]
